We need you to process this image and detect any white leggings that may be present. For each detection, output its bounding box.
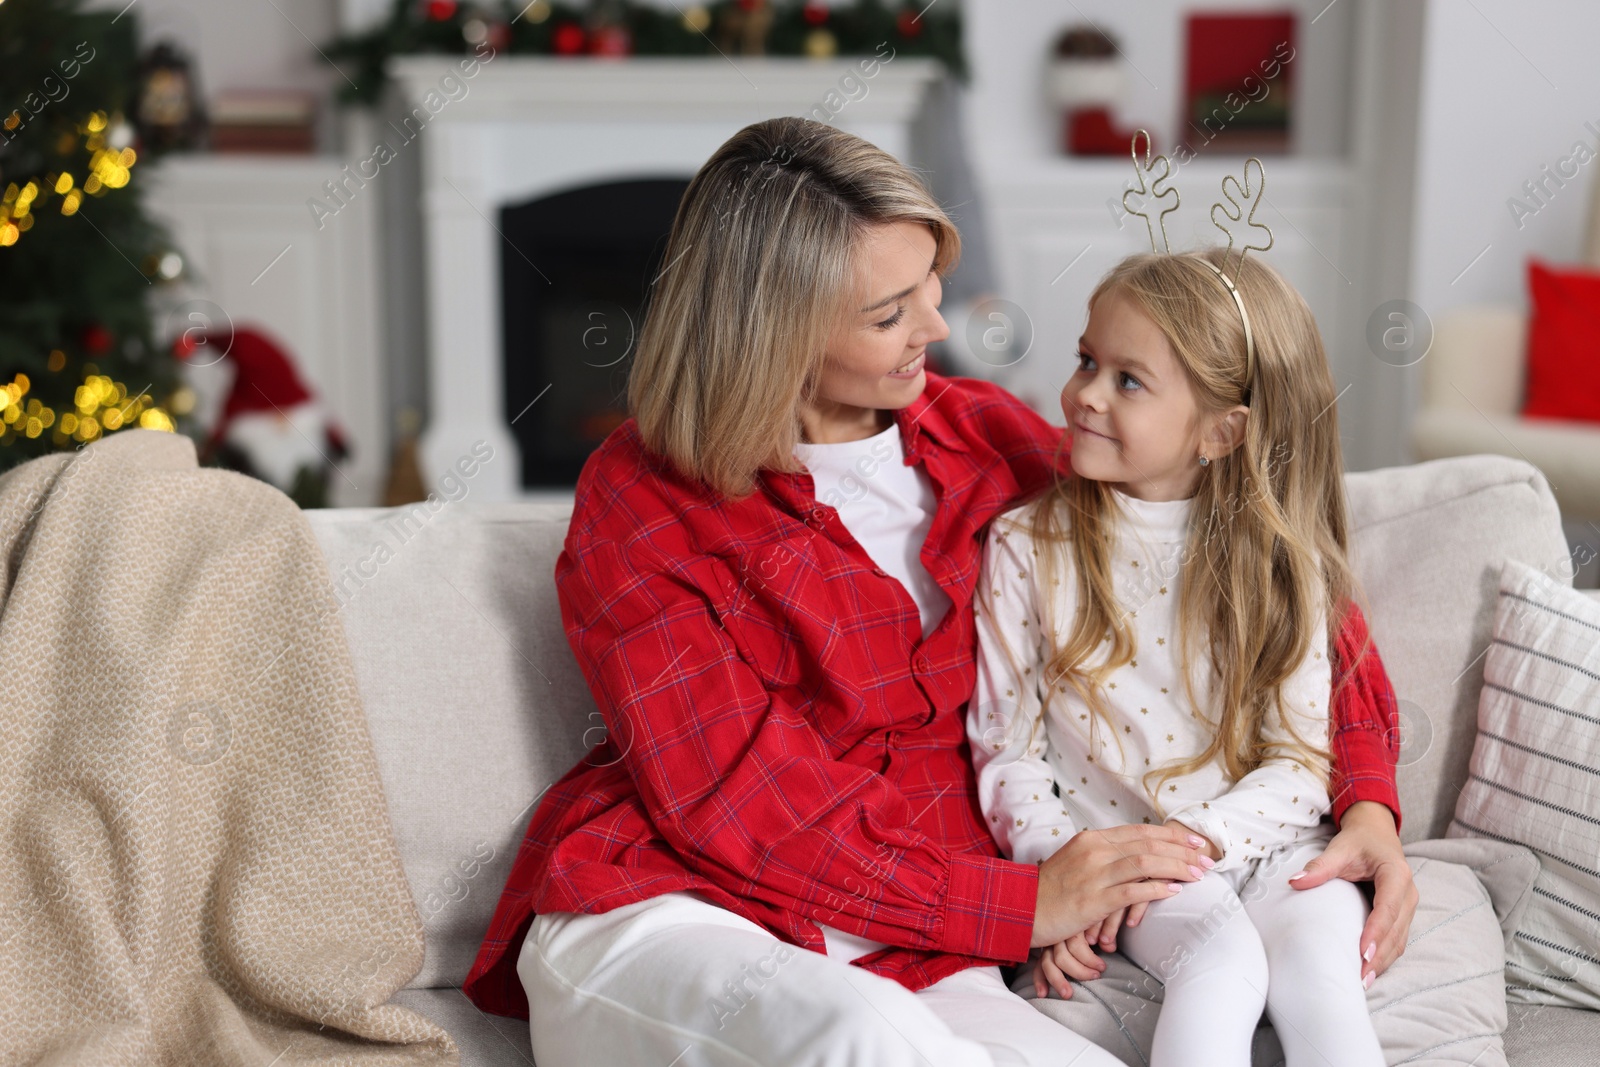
[1116,837,1384,1067]
[518,890,1125,1067]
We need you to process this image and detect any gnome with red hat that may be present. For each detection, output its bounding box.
[175,326,351,508]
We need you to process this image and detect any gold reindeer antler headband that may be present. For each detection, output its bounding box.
[1120,129,1275,400]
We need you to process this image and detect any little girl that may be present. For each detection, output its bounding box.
[967,248,1384,1066]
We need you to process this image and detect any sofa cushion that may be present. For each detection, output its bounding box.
[1450,559,1600,1011]
[1343,455,1570,841]
[1522,259,1600,425]
[1010,839,1531,1066]
[1410,409,1600,523]
[306,455,1582,998]
[307,500,593,989]
[1504,1001,1600,1066]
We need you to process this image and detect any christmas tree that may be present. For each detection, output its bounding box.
[0,0,188,471]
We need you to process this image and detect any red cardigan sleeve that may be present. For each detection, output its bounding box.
[962,376,1073,501]
[1327,600,1403,831]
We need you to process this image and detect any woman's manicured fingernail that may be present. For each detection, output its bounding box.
[1167,881,1183,893]
[1363,942,1376,962]
[1188,864,1205,879]
[1199,855,1215,868]
[1288,870,1307,881]
[1187,834,1204,847]
[1363,970,1375,990]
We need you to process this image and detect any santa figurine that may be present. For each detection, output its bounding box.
[174,325,351,509]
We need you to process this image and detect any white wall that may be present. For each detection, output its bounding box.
[964,0,1355,168]
[1408,0,1600,317]
[86,0,338,100]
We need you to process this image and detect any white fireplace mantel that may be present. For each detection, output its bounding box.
[386,55,944,502]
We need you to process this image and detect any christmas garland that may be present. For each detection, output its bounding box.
[324,0,964,106]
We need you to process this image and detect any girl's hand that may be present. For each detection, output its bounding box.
[1032,932,1104,999]
[1032,823,1210,947]
[1088,899,1150,953]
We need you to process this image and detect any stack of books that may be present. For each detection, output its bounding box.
[208,90,318,154]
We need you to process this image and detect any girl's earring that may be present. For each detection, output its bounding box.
[1198,454,1210,467]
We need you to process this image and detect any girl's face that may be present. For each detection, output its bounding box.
[799,220,949,443]
[1061,290,1243,502]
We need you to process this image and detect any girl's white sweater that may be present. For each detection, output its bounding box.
[967,487,1333,873]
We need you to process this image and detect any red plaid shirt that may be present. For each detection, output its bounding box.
[463,371,1401,1019]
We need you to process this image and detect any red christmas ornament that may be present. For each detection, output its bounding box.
[423,0,457,21]
[587,24,633,57]
[551,21,587,55]
[895,8,923,38]
[802,1,829,25]
[81,323,113,355]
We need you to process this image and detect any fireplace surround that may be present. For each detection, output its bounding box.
[385,55,943,502]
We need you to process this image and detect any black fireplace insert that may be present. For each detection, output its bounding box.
[500,177,690,489]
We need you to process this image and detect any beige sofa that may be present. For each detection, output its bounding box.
[1411,306,1600,530]
[303,452,1600,1065]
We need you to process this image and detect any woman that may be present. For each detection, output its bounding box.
[463,118,1417,1066]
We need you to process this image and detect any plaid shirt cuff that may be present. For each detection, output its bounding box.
[941,853,1038,964]
[1330,724,1402,833]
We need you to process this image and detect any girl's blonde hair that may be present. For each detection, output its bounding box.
[1000,248,1369,812]
[628,116,960,499]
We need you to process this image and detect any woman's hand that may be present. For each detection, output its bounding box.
[1287,800,1417,988]
[1163,820,1221,863]
[1032,823,1211,948]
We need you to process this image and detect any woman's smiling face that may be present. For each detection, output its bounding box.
[799,220,949,443]
[1060,290,1213,502]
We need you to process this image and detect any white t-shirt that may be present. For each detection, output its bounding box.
[793,420,953,639]
[967,486,1334,874]
[793,419,951,962]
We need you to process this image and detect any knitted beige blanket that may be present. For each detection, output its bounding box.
[0,429,456,1065]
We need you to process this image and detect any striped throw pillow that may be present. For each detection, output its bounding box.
[1449,558,1600,1010]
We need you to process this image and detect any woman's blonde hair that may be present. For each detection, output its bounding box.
[627,116,960,499]
[998,248,1370,812]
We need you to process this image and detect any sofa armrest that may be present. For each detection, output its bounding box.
[1422,306,1525,417]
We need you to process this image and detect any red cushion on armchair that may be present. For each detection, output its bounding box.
[1522,259,1600,424]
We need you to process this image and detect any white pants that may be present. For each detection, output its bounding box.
[1116,837,1384,1067]
[518,890,1125,1067]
